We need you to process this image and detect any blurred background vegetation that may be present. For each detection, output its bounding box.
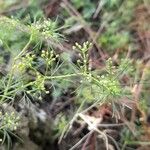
[0,0,150,150]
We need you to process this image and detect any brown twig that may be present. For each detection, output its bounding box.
[81,131,95,150]
[131,60,150,126]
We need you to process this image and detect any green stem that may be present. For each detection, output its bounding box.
[45,72,84,79]
[0,35,33,103]
[82,51,87,73]
[45,71,110,94]
[15,34,33,59]
[126,141,150,145]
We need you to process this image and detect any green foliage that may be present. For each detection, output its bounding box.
[55,115,68,136]
[118,58,134,75]
[13,0,47,21]
[105,0,122,9]
[139,99,148,113]
[0,16,63,103]
[99,31,130,51]
[71,0,96,19]
[99,0,141,52]
[0,1,141,147]
[28,0,46,17]
[0,20,133,141]
[76,57,122,103]
[0,0,149,149]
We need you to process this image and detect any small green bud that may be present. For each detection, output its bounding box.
[72,46,76,50]
[77,59,81,63]
[56,54,59,58]
[46,91,49,94]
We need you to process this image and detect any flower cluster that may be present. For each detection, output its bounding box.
[106,58,116,75]
[99,74,121,98]
[14,53,35,72]
[32,19,62,41]
[73,41,92,53]
[33,72,45,91]
[41,50,59,65]
[73,41,92,73]
[0,111,20,131]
